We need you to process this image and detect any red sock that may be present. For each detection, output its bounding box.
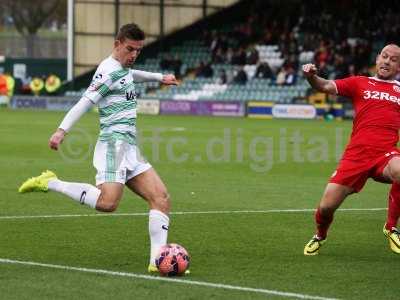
[315,207,333,239]
[386,182,400,230]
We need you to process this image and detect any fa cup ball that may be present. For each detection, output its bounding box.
[155,243,190,276]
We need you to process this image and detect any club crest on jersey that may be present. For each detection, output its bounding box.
[393,85,400,93]
[126,90,136,101]
[88,73,103,91]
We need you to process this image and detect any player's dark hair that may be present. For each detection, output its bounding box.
[116,23,145,42]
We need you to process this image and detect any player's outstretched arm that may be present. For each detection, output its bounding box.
[131,70,178,85]
[161,74,178,86]
[49,97,94,150]
[302,64,337,95]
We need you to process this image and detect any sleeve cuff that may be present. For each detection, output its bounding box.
[155,73,163,82]
[332,80,338,95]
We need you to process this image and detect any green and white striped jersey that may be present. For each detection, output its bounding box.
[83,56,162,144]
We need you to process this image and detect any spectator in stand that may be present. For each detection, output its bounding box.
[216,69,228,85]
[280,36,300,70]
[231,47,247,65]
[209,31,219,55]
[317,61,330,79]
[210,32,228,62]
[285,66,297,85]
[337,39,351,57]
[255,62,274,80]
[276,67,287,85]
[347,64,356,77]
[354,41,372,71]
[226,47,234,64]
[287,32,299,56]
[213,48,226,64]
[246,47,259,65]
[196,61,213,78]
[315,40,331,66]
[332,54,348,79]
[262,30,275,45]
[233,67,247,85]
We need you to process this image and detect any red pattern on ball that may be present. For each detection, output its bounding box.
[155,243,190,276]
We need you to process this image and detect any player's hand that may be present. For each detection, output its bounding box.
[302,64,318,78]
[161,74,179,85]
[49,128,66,150]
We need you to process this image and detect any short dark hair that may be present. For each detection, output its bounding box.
[116,23,145,41]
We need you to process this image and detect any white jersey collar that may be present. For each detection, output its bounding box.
[369,76,400,85]
[109,55,123,68]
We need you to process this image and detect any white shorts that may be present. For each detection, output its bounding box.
[93,139,152,185]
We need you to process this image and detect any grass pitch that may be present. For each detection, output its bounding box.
[0,109,399,300]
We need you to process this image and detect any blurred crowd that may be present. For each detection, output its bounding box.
[191,0,400,85]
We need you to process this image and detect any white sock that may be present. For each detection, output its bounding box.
[48,179,101,208]
[149,209,170,265]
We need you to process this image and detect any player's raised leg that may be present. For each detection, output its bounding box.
[125,168,170,272]
[304,183,353,255]
[381,156,400,253]
[18,170,124,212]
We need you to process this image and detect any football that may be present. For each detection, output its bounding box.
[155,243,190,276]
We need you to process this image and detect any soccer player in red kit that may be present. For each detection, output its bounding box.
[302,44,400,255]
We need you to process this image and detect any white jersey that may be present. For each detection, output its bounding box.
[83,56,162,145]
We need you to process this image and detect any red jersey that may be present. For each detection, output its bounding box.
[334,76,400,155]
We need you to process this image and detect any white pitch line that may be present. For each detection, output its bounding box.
[0,258,339,300]
[0,208,387,220]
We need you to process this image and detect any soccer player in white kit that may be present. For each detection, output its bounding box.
[19,23,179,273]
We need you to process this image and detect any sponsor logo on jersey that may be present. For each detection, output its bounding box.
[161,225,169,231]
[363,90,400,105]
[368,81,377,86]
[120,78,126,85]
[126,90,137,101]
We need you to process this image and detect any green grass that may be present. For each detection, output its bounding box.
[0,109,399,299]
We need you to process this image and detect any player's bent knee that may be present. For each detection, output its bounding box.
[96,194,120,213]
[390,166,400,182]
[97,201,119,212]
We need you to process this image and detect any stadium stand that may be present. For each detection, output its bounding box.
[63,0,400,104]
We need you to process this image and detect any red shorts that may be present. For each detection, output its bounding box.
[330,148,400,192]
